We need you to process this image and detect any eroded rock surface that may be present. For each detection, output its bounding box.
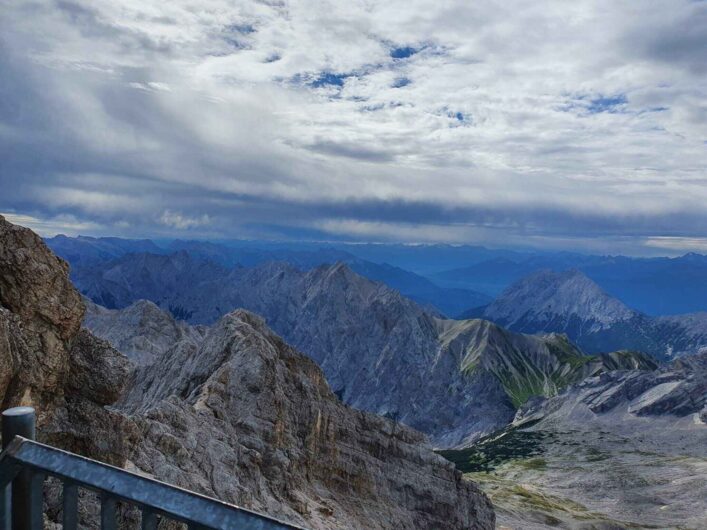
[123,310,495,529]
[84,298,205,365]
[0,215,134,463]
[450,354,707,529]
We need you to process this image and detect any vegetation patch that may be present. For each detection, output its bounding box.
[438,424,551,473]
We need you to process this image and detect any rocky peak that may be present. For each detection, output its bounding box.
[84,298,205,366]
[0,215,84,342]
[484,268,636,332]
[123,309,496,529]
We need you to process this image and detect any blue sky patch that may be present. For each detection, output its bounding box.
[390,46,418,59]
[392,77,410,88]
[311,72,351,88]
[587,94,628,114]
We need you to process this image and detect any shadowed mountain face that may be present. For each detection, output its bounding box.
[78,255,657,447]
[474,269,707,360]
[442,354,707,529]
[1,215,497,529]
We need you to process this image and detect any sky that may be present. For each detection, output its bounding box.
[0,0,705,255]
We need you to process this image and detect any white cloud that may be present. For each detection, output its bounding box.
[0,212,102,237]
[159,210,211,230]
[0,0,705,250]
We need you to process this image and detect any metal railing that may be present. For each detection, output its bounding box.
[0,407,305,530]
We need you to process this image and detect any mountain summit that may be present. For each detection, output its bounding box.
[480,269,707,359]
[483,269,636,333]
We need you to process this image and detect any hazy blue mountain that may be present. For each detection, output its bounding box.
[327,243,533,275]
[476,269,707,360]
[46,234,165,267]
[434,253,707,315]
[50,234,707,315]
[49,236,490,317]
[167,239,355,268]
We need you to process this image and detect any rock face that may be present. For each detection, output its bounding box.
[1,216,496,529]
[514,352,706,423]
[73,256,516,444]
[442,354,707,529]
[481,269,707,359]
[84,299,205,365]
[654,311,707,357]
[122,310,495,529]
[0,215,134,464]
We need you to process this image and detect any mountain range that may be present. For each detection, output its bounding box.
[46,235,490,318]
[46,234,707,317]
[433,252,707,316]
[76,251,707,528]
[467,269,707,360]
[1,215,495,529]
[73,250,657,447]
[7,222,705,528]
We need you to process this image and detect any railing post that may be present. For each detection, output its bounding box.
[2,407,37,530]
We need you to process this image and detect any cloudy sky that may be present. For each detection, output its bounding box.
[1,0,705,254]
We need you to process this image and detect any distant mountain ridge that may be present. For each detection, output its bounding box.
[47,234,707,316]
[434,252,707,316]
[475,269,707,360]
[46,236,490,317]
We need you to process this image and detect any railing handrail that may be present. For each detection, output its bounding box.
[0,436,305,530]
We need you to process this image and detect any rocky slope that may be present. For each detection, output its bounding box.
[121,310,494,529]
[1,215,495,529]
[441,354,707,529]
[84,299,205,365]
[0,215,135,466]
[654,311,707,357]
[477,269,707,360]
[73,251,661,446]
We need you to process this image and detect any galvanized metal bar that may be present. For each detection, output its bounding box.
[100,493,117,530]
[0,485,9,530]
[62,482,79,530]
[27,472,44,530]
[0,455,22,490]
[2,408,36,530]
[1,437,303,529]
[141,508,158,530]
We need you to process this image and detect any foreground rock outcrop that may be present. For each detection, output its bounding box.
[122,310,494,529]
[0,215,134,464]
[0,215,495,529]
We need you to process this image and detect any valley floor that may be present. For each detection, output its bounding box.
[455,414,707,529]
